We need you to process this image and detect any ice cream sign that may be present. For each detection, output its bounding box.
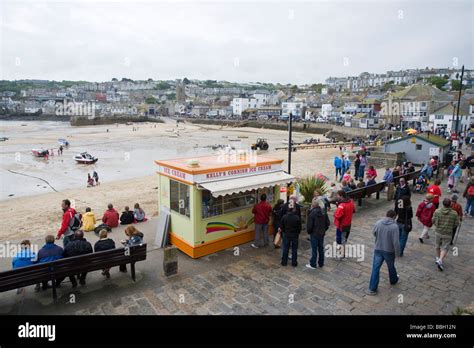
[204,165,273,179]
[156,159,282,184]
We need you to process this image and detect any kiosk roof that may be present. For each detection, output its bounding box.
[155,155,283,175]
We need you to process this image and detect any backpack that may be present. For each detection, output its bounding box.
[468,185,474,197]
[94,223,112,235]
[69,212,82,232]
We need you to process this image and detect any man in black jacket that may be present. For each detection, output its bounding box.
[394,178,411,210]
[306,198,330,269]
[56,230,93,288]
[280,201,301,267]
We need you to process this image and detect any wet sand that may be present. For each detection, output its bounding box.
[0,119,349,243]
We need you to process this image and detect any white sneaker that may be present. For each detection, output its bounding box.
[251,243,259,249]
[436,259,444,271]
[305,264,317,270]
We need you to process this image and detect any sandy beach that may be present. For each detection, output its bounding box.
[0,119,355,243]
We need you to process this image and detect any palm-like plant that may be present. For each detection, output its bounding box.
[298,176,329,203]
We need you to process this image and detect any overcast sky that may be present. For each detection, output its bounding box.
[0,0,472,84]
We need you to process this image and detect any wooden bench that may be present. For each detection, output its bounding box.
[0,244,147,300]
[347,181,386,206]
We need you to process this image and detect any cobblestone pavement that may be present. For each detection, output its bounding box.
[74,191,473,315]
[2,183,473,315]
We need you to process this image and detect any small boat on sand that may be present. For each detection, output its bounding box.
[74,152,98,164]
[32,149,49,158]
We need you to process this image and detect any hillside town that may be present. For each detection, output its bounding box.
[1,67,473,135]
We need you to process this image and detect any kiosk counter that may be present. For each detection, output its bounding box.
[155,155,295,258]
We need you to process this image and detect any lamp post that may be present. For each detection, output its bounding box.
[454,65,465,135]
[287,112,293,202]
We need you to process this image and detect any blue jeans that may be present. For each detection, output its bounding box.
[281,235,298,266]
[309,234,324,267]
[358,165,366,179]
[398,223,408,256]
[465,198,474,217]
[369,250,399,292]
[335,167,342,180]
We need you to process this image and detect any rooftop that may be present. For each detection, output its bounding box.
[155,155,282,175]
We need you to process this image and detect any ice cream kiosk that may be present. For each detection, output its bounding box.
[155,153,295,258]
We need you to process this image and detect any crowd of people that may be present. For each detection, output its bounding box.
[55,200,147,242]
[250,149,473,296]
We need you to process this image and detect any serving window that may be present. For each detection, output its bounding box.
[170,180,190,217]
[202,190,257,218]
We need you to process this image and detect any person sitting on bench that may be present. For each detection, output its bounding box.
[12,240,36,294]
[35,235,63,291]
[56,230,93,288]
[119,226,143,273]
[94,229,116,278]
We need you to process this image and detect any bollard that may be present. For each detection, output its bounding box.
[163,245,178,277]
[387,182,395,201]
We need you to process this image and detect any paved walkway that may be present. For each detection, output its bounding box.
[1,181,473,315]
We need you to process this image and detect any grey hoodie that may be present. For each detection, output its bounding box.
[373,217,401,256]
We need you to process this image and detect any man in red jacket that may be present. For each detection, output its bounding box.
[334,190,355,258]
[56,199,77,247]
[251,194,272,249]
[427,179,442,209]
[102,203,119,228]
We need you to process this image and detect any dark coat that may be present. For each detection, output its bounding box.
[37,243,64,263]
[120,211,134,225]
[63,238,93,258]
[306,206,330,238]
[94,238,116,252]
[395,185,411,201]
[280,211,301,238]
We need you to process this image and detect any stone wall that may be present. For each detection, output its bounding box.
[70,115,164,126]
[187,118,401,139]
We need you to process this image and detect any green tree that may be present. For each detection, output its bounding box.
[154,81,170,90]
[451,80,463,91]
[428,76,448,90]
[145,97,158,104]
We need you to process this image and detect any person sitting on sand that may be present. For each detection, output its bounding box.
[133,203,146,222]
[87,173,94,187]
[82,207,96,232]
[102,203,119,228]
[120,206,134,225]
